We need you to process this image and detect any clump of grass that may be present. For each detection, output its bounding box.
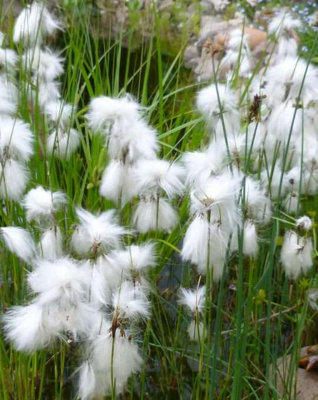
[0,2,317,400]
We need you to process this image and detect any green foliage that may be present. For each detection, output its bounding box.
[0,2,317,400]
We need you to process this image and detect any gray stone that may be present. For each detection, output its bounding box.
[274,347,318,400]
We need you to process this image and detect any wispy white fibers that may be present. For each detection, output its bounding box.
[2,303,53,353]
[133,196,178,233]
[0,76,18,115]
[84,327,143,397]
[182,166,241,280]
[268,12,301,61]
[16,6,80,162]
[243,176,272,223]
[13,2,62,47]
[268,12,302,37]
[282,191,299,214]
[183,144,224,189]
[178,286,206,314]
[196,83,240,135]
[0,159,29,201]
[242,220,258,258]
[0,39,18,71]
[28,257,89,305]
[76,266,152,398]
[3,259,101,352]
[112,281,150,320]
[0,116,34,162]
[23,186,67,223]
[296,215,312,231]
[44,101,73,128]
[77,361,96,400]
[178,284,206,342]
[71,208,127,256]
[0,113,34,201]
[109,242,156,273]
[37,80,61,108]
[108,117,158,162]
[99,160,138,204]
[23,48,64,81]
[220,29,252,78]
[44,101,80,160]
[87,94,158,206]
[135,159,185,199]
[38,226,63,260]
[26,258,101,339]
[187,320,205,342]
[86,95,140,132]
[86,260,111,307]
[190,171,241,228]
[265,57,318,106]
[46,128,80,160]
[132,159,184,233]
[0,227,36,262]
[281,230,313,280]
[181,214,210,271]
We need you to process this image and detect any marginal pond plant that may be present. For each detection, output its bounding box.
[0,2,318,399]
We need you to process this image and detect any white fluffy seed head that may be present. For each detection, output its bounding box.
[77,361,96,400]
[133,196,178,233]
[308,289,318,311]
[268,12,302,37]
[0,76,18,115]
[0,226,36,262]
[295,215,312,231]
[281,230,313,280]
[135,159,185,198]
[44,101,74,129]
[0,159,29,201]
[36,80,61,108]
[265,57,318,104]
[46,128,80,160]
[28,257,90,305]
[282,191,299,214]
[112,281,150,320]
[0,48,18,70]
[0,116,34,162]
[99,161,139,206]
[87,261,111,307]
[181,214,230,280]
[109,243,156,272]
[196,83,238,121]
[71,208,127,256]
[242,220,258,258]
[89,330,143,396]
[243,176,272,223]
[23,186,67,222]
[181,214,209,268]
[190,171,241,231]
[2,303,53,353]
[38,226,63,260]
[183,145,225,188]
[86,95,140,132]
[187,320,205,342]
[107,116,158,162]
[178,286,206,314]
[23,47,64,81]
[13,2,62,46]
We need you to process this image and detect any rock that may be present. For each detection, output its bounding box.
[200,16,227,41]
[310,11,318,27]
[201,0,230,13]
[274,347,318,400]
[183,45,200,69]
[244,27,267,50]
